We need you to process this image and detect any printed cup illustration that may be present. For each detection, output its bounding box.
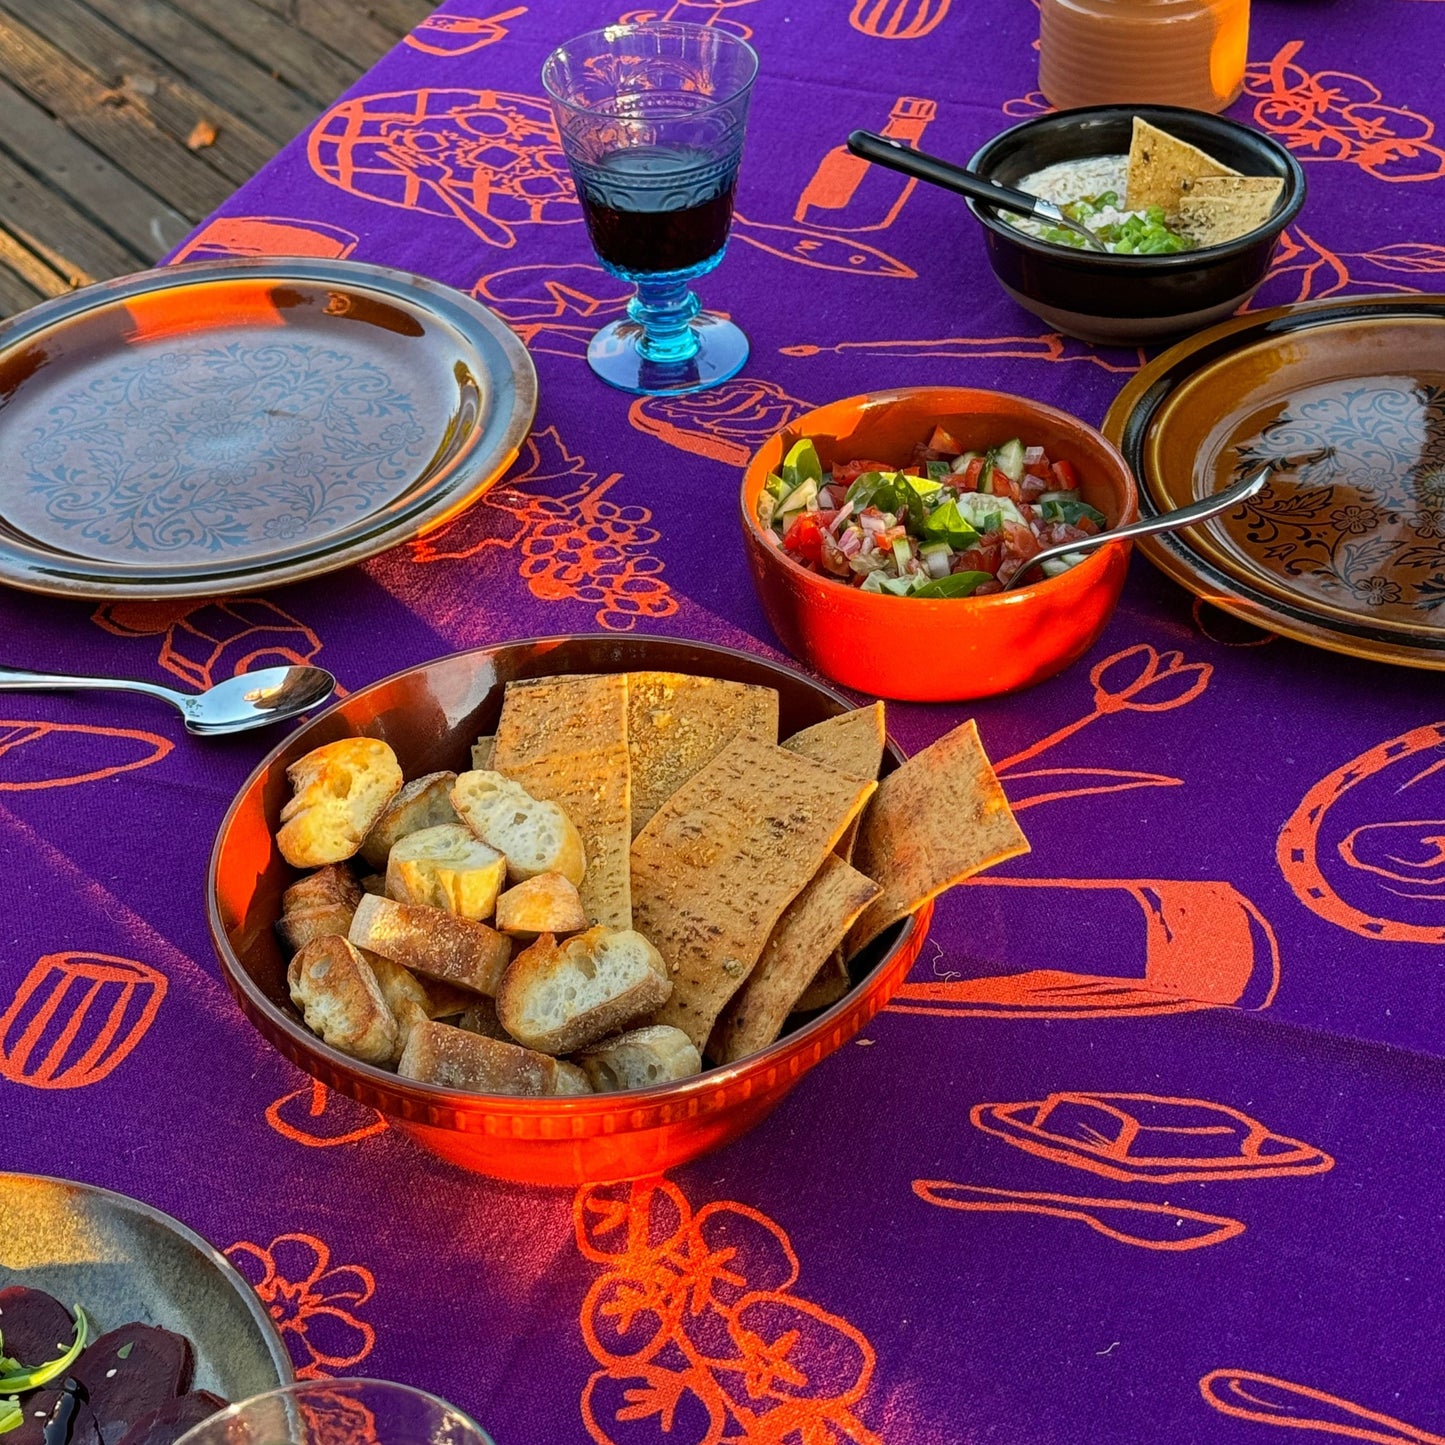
[0,952,168,1089]
[970,1092,1334,1184]
[850,0,952,40]
[404,6,527,56]
[889,877,1280,1018]
[169,217,359,264]
[1279,721,1445,945]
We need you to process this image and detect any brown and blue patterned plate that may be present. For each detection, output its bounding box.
[0,1171,292,1397]
[0,259,537,599]
[1104,295,1445,670]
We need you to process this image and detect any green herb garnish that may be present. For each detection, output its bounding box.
[0,1308,88,1394]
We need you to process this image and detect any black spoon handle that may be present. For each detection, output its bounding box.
[846,130,1048,219]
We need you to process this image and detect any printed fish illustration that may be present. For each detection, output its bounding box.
[1200,1370,1445,1443]
[914,1181,1245,1251]
[732,213,916,278]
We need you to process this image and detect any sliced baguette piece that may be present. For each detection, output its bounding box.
[358,950,429,1064]
[398,1020,570,1096]
[553,1060,593,1095]
[451,770,586,886]
[349,893,510,996]
[277,738,403,868]
[455,995,510,1041]
[359,771,458,870]
[491,673,632,929]
[385,823,507,920]
[360,873,387,896]
[287,935,398,1066]
[494,872,589,939]
[277,903,359,956]
[712,855,880,1065]
[471,736,495,770]
[634,736,876,1049]
[496,927,670,1055]
[578,1025,701,1092]
[282,864,363,916]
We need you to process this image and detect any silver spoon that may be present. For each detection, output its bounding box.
[847,131,1109,252]
[0,664,336,735]
[1002,464,1271,590]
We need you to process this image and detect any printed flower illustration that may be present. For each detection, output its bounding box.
[135,435,172,467]
[24,436,67,469]
[379,419,426,451]
[1413,509,1445,540]
[143,352,187,379]
[284,450,329,479]
[1090,644,1212,715]
[270,415,312,446]
[1330,502,1383,535]
[227,1233,376,1379]
[1417,465,1445,501]
[262,512,310,540]
[1352,575,1403,606]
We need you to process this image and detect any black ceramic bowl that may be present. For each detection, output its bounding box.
[966,105,1306,346]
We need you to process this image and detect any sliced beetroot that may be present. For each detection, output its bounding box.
[114,1393,227,1445]
[72,1326,194,1445]
[8,1385,103,1445]
[0,1287,78,1368]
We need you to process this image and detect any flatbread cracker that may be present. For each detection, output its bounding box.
[627,672,779,837]
[1176,175,1284,244]
[1126,116,1239,212]
[794,949,851,1013]
[633,736,875,1049]
[711,855,880,1064]
[848,718,1029,954]
[471,736,495,770]
[782,703,886,782]
[491,674,632,929]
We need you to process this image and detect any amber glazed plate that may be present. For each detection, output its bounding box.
[0,1171,293,1394]
[0,259,537,599]
[1104,295,1445,669]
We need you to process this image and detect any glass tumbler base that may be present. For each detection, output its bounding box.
[586,314,750,396]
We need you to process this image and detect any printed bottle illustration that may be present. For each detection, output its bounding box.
[795,97,936,232]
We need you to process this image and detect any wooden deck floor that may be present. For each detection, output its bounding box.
[0,0,432,319]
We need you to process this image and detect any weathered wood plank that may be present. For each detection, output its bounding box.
[359,0,436,37]
[71,0,321,147]
[0,8,238,218]
[0,226,72,299]
[0,149,139,285]
[0,0,277,184]
[250,0,403,72]
[0,253,53,316]
[149,0,361,111]
[0,76,187,260]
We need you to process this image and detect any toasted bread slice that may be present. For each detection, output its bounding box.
[492,673,632,929]
[455,995,510,1040]
[276,738,403,868]
[357,950,429,1063]
[471,736,495,770]
[553,1060,593,1095]
[497,926,670,1055]
[397,1020,576,1096]
[359,770,458,870]
[494,872,589,938]
[451,770,586,886]
[282,864,363,916]
[578,1025,701,1092]
[360,873,387,896]
[348,893,510,996]
[287,935,397,1066]
[627,672,779,837]
[277,902,358,956]
[385,823,507,921]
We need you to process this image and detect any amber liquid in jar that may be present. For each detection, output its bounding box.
[1038,0,1249,114]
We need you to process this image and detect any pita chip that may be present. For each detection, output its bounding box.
[784,702,885,861]
[1176,174,1284,244]
[1126,116,1239,211]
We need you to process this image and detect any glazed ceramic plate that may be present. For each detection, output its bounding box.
[0,1172,292,1398]
[1104,295,1445,669]
[0,259,537,599]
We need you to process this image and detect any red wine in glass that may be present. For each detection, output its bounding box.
[575,144,739,277]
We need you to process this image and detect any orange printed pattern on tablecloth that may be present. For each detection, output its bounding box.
[851,0,951,39]
[227,1234,376,1380]
[308,89,576,248]
[971,1093,1334,1184]
[628,380,814,467]
[473,262,632,359]
[0,721,172,791]
[265,1080,389,1148]
[298,1393,381,1445]
[780,333,1146,374]
[411,426,677,632]
[913,1181,1245,1251]
[94,598,324,692]
[1,953,167,1090]
[1254,225,1445,306]
[575,1177,880,1445]
[619,0,759,39]
[168,216,359,264]
[1200,1369,1445,1441]
[405,6,526,56]
[1245,40,1445,181]
[1278,722,1445,945]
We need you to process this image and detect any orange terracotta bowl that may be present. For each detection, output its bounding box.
[208,635,932,1188]
[740,387,1139,701]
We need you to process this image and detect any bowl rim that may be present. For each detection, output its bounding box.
[206,633,924,1114]
[964,103,1308,266]
[737,384,1139,603]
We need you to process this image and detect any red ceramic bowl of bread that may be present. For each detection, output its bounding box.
[208,635,1030,1186]
[740,387,1139,701]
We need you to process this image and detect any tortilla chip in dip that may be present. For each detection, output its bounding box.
[1126,117,1239,212]
[1176,174,1285,244]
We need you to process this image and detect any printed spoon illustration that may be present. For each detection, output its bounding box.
[1199,1369,1445,1443]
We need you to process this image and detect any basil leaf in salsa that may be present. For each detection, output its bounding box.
[1041,496,1108,528]
[910,570,993,599]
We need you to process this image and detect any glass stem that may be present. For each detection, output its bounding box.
[629,275,702,363]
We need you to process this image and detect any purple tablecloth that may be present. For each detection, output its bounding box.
[5,1,1445,1441]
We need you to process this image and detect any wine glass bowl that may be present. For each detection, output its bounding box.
[543,22,758,395]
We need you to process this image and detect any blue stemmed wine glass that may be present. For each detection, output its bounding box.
[542,22,758,396]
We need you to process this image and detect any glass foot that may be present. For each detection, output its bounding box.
[586,313,750,396]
